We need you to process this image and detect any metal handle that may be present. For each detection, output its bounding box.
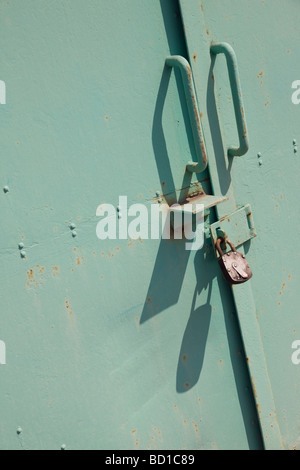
[210,42,249,157]
[165,55,207,173]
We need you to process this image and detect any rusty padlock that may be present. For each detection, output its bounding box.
[215,238,253,285]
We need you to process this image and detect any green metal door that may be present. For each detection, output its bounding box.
[0,0,298,450]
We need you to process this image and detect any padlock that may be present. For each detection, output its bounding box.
[215,238,253,285]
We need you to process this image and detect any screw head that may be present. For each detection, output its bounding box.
[3,185,9,193]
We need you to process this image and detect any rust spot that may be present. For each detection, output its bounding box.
[185,382,190,389]
[27,268,34,280]
[131,429,136,435]
[147,297,152,304]
[200,3,203,12]
[256,403,262,415]
[105,115,109,120]
[52,266,59,276]
[206,29,209,35]
[65,299,72,315]
[279,282,286,296]
[193,53,197,62]
[200,112,203,118]
[287,50,291,54]
[161,181,166,187]
[192,421,198,433]
[265,101,270,107]
[250,376,258,399]
[182,354,187,362]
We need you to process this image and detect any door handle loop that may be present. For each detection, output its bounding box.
[165,55,207,173]
[210,42,249,157]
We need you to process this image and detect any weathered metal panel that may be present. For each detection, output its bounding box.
[180,0,300,450]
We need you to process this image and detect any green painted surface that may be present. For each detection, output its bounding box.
[0,0,298,451]
[180,0,300,450]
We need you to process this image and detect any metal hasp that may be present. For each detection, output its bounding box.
[210,42,249,157]
[165,55,207,173]
[210,204,256,250]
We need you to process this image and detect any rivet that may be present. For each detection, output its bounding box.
[117,206,121,212]
[158,198,162,203]
[71,231,77,238]
[226,253,230,256]
[20,250,26,258]
[293,139,297,146]
[118,212,122,219]
[18,242,24,250]
[16,427,22,435]
[61,444,67,451]
[156,191,160,197]
[258,160,263,165]
[257,152,262,158]
[70,223,76,230]
[3,185,9,193]
[294,146,298,153]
